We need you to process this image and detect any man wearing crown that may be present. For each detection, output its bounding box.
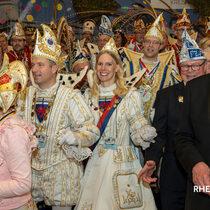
[7,21,32,71]
[17,24,99,210]
[127,18,147,52]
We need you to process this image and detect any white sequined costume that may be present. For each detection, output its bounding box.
[76,84,157,210]
[18,81,99,206]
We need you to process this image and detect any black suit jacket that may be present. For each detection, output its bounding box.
[145,82,187,191]
[174,74,210,210]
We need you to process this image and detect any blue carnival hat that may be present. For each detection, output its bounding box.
[180,27,206,64]
[98,15,113,37]
[72,40,91,70]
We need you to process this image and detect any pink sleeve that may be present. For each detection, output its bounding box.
[0,126,31,198]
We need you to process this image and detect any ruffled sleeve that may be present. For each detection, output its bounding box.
[61,90,99,161]
[126,89,157,150]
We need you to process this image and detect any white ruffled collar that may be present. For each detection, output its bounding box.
[99,83,116,94]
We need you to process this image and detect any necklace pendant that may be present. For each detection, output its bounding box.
[36,132,46,148]
[38,141,46,148]
[31,112,34,117]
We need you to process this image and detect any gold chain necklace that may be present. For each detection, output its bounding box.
[31,84,60,148]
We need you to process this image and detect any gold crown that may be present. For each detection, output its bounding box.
[101,38,118,54]
[0,54,27,113]
[32,24,67,68]
[11,21,26,40]
[145,14,163,43]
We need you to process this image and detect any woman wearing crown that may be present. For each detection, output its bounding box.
[0,54,37,210]
[76,38,157,210]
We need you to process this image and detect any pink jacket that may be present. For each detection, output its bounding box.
[0,114,37,210]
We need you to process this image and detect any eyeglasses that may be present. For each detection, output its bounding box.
[180,61,206,71]
[144,39,160,46]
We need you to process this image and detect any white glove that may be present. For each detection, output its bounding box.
[58,128,78,146]
[139,125,157,142]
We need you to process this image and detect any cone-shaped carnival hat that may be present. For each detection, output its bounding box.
[101,37,118,55]
[11,20,26,40]
[134,18,146,32]
[173,8,191,30]
[145,14,163,43]
[180,28,206,64]
[99,15,113,37]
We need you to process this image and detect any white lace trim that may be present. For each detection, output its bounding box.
[62,145,92,162]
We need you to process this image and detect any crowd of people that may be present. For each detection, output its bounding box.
[0,7,209,210]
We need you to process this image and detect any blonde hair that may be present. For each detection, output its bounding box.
[90,50,128,98]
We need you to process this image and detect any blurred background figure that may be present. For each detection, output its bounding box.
[171,8,193,69]
[7,21,31,70]
[24,26,36,52]
[113,29,127,47]
[0,32,12,54]
[127,18,147,52]
[81,19,95,44]
[97,15,113,50]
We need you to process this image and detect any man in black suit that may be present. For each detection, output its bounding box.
[138,28,207,210]
[174,73,210,210]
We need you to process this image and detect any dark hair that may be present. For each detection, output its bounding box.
[114,30,127,47]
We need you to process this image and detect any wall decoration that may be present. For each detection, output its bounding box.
[26,14,34,21]
[35,4,41,11]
